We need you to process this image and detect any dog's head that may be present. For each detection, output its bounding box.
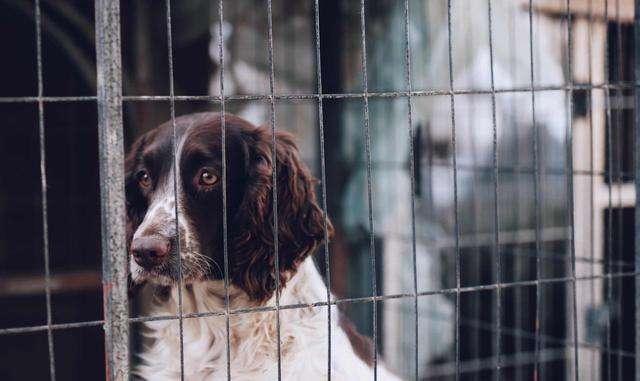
[125,112,332,302]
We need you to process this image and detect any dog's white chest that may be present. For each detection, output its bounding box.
[133,259,398,380]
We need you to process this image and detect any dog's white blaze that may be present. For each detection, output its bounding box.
[130,128,201,281]
[133,170,179,240]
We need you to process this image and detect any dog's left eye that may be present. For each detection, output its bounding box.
[197,168,218,187]
[137,170,152,189]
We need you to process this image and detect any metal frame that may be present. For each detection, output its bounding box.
[95,0,129,379]
[635,0,640,379]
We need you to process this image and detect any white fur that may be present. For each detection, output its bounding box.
[130,129,208,285]
[134,257,401,381]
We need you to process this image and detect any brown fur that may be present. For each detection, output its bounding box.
[338,312,375,367]
[230,126,334,301]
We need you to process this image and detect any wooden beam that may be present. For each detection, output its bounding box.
[529,0,634,23]
[0,270,101,297]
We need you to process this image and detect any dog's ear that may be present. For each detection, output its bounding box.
[230,128,333,302]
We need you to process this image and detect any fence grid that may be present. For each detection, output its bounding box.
[0,1,639,380]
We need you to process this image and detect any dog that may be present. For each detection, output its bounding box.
[126,112,400,380]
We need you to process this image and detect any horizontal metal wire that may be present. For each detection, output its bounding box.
[0,320,104,335]
[424,348,602,379]
[2,297,635,359]
[307,157,636,181]
[1,270,637,336]
[424,161,634,179]
[0,81,636,104]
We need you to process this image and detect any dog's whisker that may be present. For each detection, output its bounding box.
[178,249,224,280]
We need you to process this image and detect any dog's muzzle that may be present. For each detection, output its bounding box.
[131,235,171,270]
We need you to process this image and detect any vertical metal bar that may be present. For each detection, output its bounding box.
[605,51,615,381]
[602,1,615,380]
[402,0,419,379]
[358,1,378,378]
[95,1,129,379]
[614,1,624,379]
[164,1,186,379]
[634,0,640,380]
[265,1,282,379]
[34,0,56,379]
[586,0,596,378]
[507,6,523,377]
[217,1,232,380]
[445,1,462,380]
[312,1,333,379]
[527,1,543,379]
[486,0,502,378]
[465,22,482,375]
[562,0,580,379]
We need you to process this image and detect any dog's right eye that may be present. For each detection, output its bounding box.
[194,167,218,189]
[137,170,152,189]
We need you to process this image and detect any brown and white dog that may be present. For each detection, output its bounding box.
[126,112,399,380]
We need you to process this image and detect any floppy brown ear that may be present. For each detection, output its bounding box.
[230,128,333,302]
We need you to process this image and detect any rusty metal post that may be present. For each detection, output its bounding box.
[95,1,129,379]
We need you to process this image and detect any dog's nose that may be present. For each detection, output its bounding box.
[131,236,171,269]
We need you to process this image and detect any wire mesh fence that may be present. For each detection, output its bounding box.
[0,0,639,380]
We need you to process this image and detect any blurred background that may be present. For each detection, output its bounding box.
[0,0,636,380]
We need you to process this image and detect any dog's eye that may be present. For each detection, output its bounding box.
[198,168,218,187]
[137,170,152,189]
